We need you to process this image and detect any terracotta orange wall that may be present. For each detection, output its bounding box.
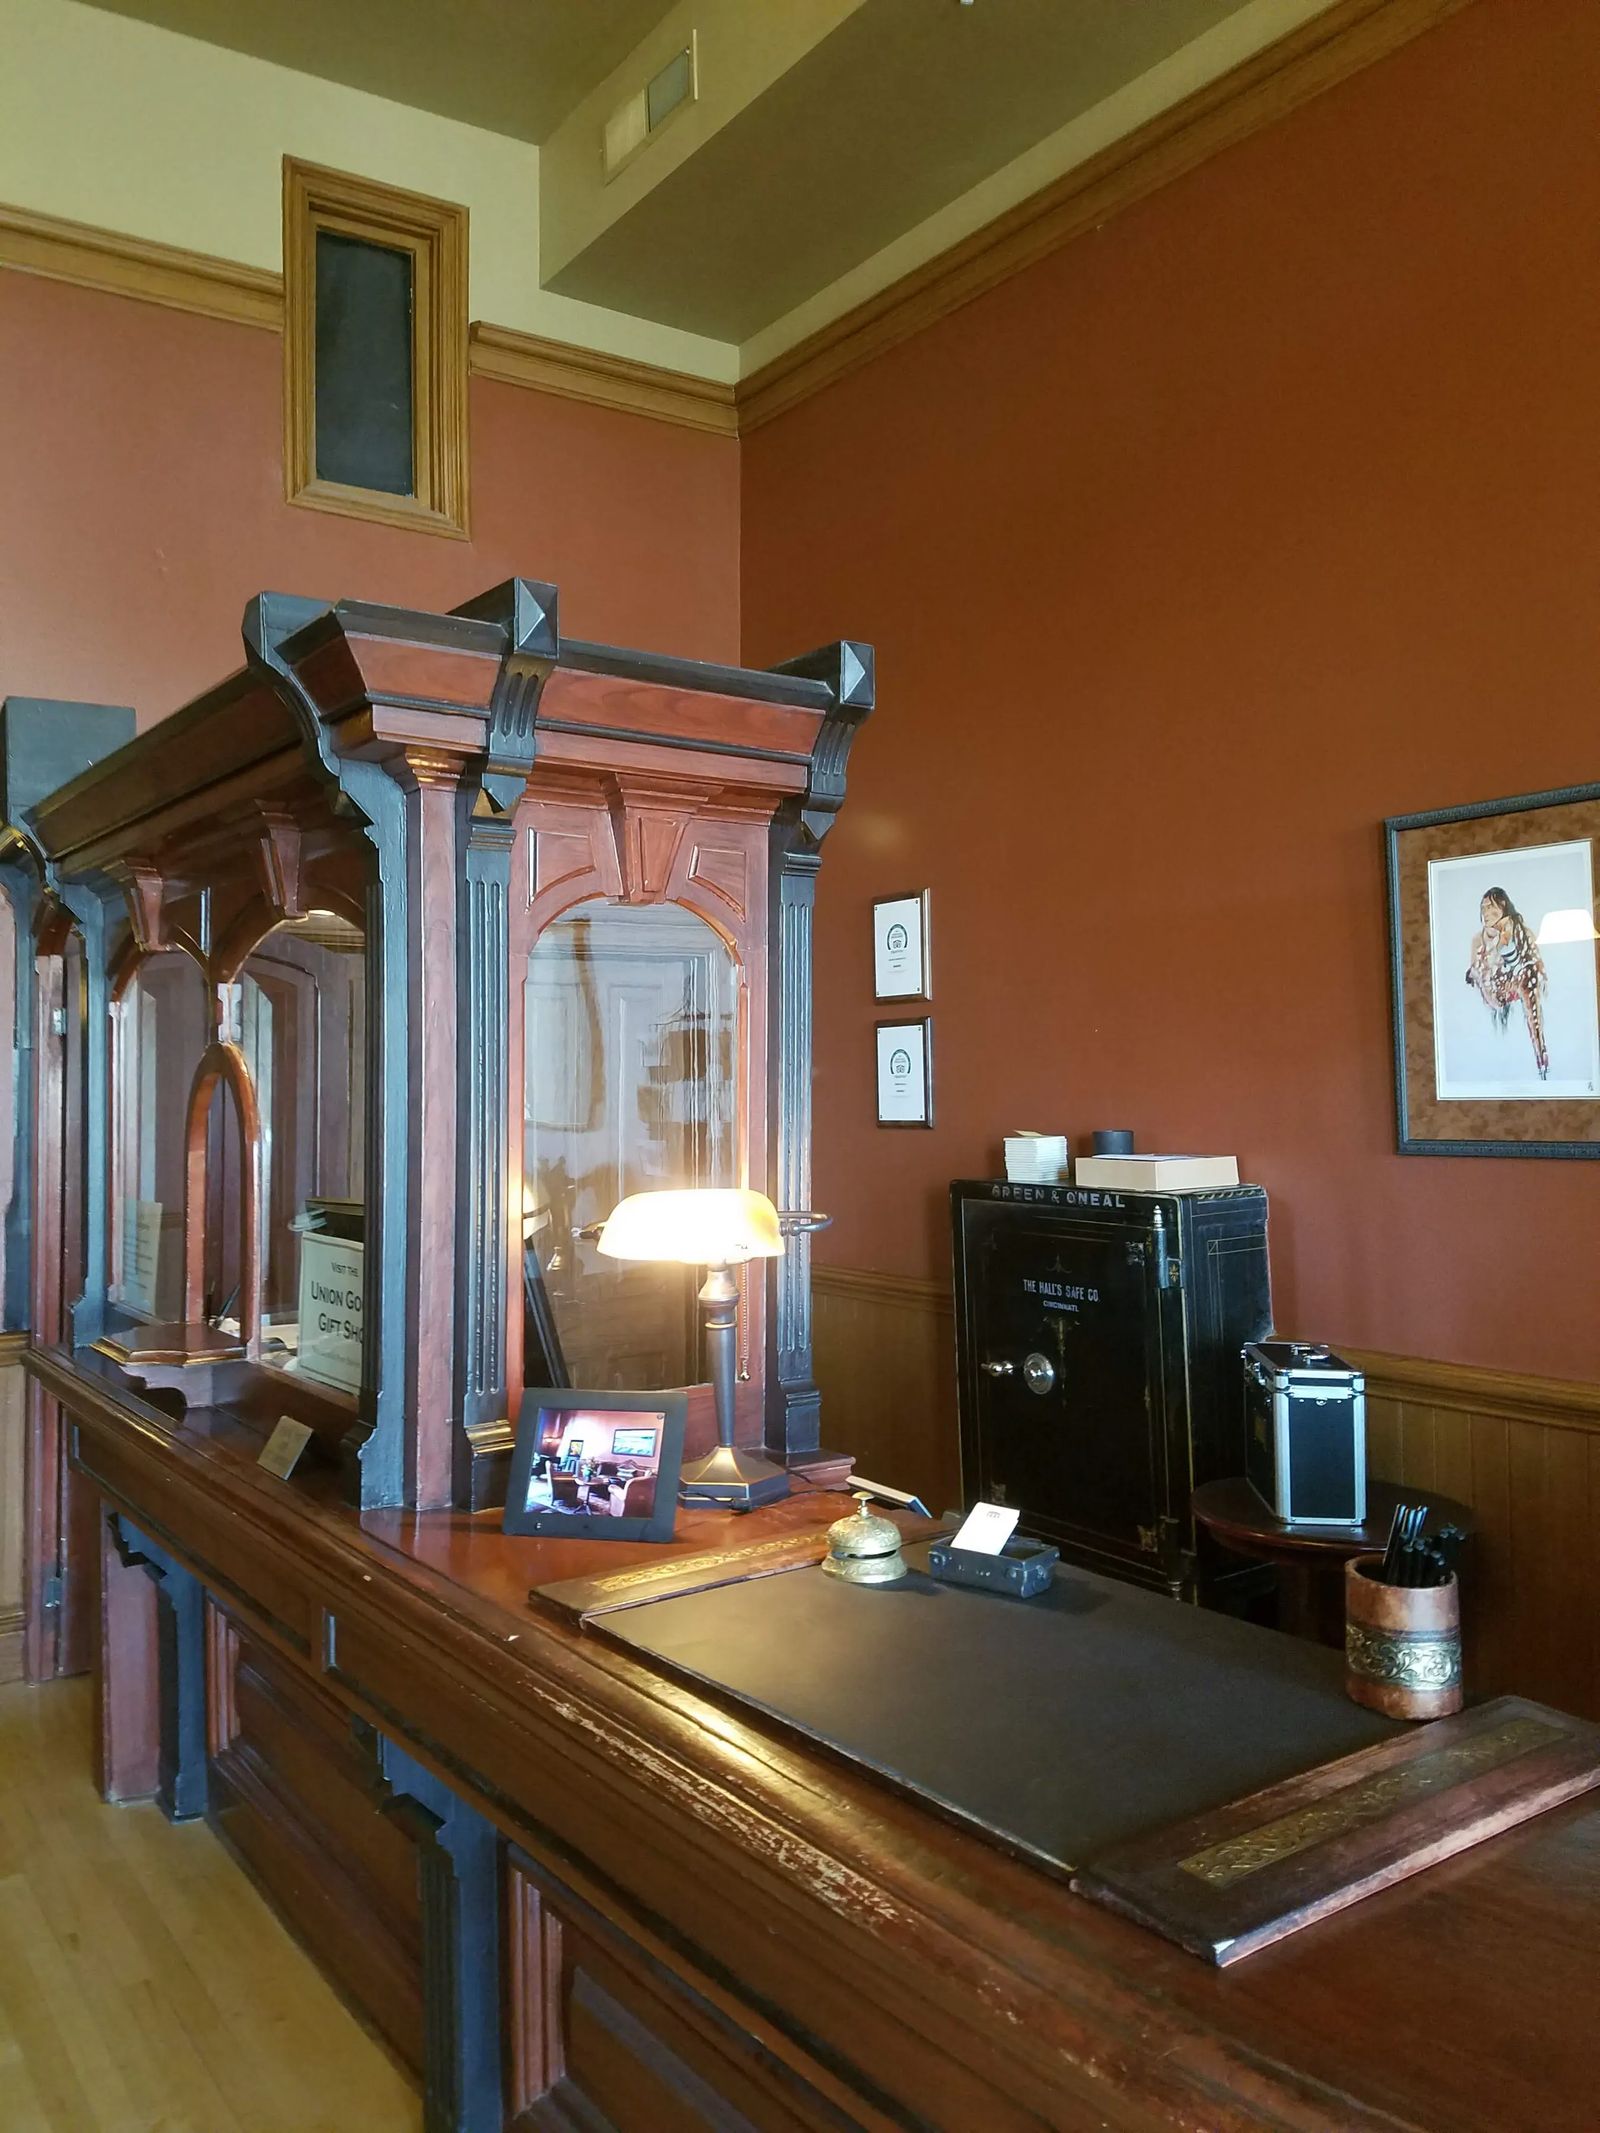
[0,274,740,720]
[741,0,1600,1384]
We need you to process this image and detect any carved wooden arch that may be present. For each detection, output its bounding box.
[183,1040,262,1354]
[108,930,207,1006]
[0,827,47,901]
[212,881,366,986]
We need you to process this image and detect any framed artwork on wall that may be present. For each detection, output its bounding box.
[872,891,931,1001]
[1385,783,1600,1157]
[876,1018,933,1127]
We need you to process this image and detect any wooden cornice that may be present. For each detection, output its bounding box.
[1,0,1477,439]
[468,324,738,439]
[735,0,1481,431]
[0,203,282,331]
[0,202,735,437]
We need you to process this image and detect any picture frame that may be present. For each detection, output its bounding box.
[502,1388,687,1541]
[872,890,931,1001]
[875,1017,934,1128]
[1385,782,1600,1157]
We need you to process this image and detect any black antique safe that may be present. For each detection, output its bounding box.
[952,1179,1272,1602]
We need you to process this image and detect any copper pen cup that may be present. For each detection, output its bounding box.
[1344,1553,1462,1721]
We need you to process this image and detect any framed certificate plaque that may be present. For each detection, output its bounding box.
[872,891,931,1001]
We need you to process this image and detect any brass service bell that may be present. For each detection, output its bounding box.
[822,1493,907,1585]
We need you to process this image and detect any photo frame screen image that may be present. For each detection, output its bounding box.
[502,1389,687,1543]
[611,1426,660,1460]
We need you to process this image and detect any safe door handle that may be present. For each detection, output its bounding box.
[980,1360,1015,1377]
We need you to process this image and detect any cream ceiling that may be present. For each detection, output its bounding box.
[84,0,682,144]
[545,0,1256,342]
[82,0,1334,350]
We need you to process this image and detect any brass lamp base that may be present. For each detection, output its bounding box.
[678,1442,791,1510]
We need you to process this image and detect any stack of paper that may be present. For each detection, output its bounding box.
[1004,1132,1070,1183]
[1073,1153,1239,1191]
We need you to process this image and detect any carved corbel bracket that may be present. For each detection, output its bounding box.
[768,639,876,844]
[453,577,560,816]
[250,807,304,921]
[108,1516,208,1823]
[604,773,694,904]
[108,858,166,954]
[396,746,465,796]
[354,1720,502,2133]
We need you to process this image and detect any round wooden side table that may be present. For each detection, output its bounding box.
[1191,1477,1475,1646]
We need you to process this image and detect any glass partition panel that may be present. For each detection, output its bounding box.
[0,884,14,1325]
[112,950,210,1322]
[59,926,88,1324]
[525,900,738,1391]
[241,912,365,1381]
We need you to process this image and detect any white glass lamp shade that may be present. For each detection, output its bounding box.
[596,1188,785,1267]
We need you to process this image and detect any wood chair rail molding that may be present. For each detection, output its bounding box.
[0,0,1479,439]
[37,1336,1600,2133]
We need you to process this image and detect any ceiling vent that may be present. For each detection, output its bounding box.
[603,38,697,182]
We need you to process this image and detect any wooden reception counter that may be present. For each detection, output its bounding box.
[9,593,1596,2132]
[37,1340,1600,2133]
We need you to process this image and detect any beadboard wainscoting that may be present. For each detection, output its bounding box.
[812,1265,1600,1719]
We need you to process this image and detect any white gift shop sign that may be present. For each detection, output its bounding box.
[297,1233,364,1394]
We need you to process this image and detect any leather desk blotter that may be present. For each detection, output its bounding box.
[597,1545,1397,1871]
[1073,1695,1600,1963]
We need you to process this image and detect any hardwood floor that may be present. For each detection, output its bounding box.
[0,1675,422,2132]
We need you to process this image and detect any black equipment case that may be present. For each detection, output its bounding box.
[951,1178,1272,1602]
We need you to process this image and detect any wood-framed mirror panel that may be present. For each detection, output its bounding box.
[507,784,771,1464]
[98,836,370,1455]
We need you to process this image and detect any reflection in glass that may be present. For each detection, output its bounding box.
[112,951,210,1321]
[525,901,737,1390]
[0,884,15,1322]
[241,912,365,1375]
[58,927,89,1321]
[112,914,365,1369]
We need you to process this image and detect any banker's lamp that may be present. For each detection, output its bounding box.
[597,1187,789,1509]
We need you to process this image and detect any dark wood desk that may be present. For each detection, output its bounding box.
[1194,1476,1475,1645]
[41,1341,1600,2133]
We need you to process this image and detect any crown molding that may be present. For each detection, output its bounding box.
[0,205,734,437]
[467,323,737,438]
[736,0,1480,432]
[2,0,1477,441]
[0,202,282,330]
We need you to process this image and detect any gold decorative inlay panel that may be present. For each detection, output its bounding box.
[1178,1717,1564,1889]
[566,1534,820,1599]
